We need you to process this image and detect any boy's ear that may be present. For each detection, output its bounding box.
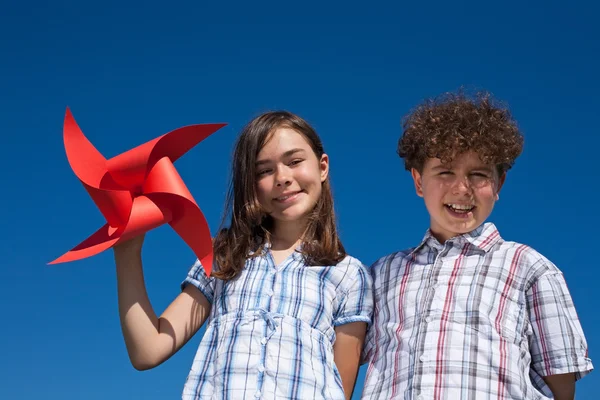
[319,153,329,182]
[411,168,424,197]
[495,172,507,200]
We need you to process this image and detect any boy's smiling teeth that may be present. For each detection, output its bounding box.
[446,203,475,213]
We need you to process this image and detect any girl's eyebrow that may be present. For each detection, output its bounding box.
[256,148,305,166]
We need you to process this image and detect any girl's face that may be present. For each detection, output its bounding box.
[255,127,328,226]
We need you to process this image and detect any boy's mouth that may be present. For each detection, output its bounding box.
[445,203,475,214]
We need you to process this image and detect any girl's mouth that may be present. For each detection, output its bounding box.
[275,191,303,203]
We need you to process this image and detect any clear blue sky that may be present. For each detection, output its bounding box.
[2,1,598,398]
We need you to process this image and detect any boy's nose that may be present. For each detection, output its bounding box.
[451,176,472,194]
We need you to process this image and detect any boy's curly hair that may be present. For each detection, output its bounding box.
[398,90,524,174]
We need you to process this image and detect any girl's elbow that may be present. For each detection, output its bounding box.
[129,353,161,371]
[132,360,155,371]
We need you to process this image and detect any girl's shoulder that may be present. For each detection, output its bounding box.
[298,251,367,271]
[328,254,370,279]
[329,254,372,295]
[335,254,367,269]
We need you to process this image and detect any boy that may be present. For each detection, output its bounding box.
[361,91,592,399]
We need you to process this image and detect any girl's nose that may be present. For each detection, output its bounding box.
[275,166,292,187]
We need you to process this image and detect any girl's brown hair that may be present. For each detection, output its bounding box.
[212,111,345,280]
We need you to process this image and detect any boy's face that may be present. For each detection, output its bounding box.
[411,151,505,243]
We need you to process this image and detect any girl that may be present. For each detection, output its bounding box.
[113,111,373,399]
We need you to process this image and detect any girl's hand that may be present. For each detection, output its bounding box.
[114,234,145,256]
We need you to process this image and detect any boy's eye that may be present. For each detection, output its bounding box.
[289,159,303,166]
[439,171,453,175]
[471,172,490,178]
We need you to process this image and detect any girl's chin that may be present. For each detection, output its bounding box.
[271,212,310,224]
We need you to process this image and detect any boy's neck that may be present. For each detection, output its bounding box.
[429,225,464,244]
[429,222,488,244]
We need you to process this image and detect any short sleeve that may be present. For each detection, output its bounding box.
[361,305,376,364]
[527,271,593,380]
[181,259,216,304]
[361,257,383,364]
[333,258,374,327]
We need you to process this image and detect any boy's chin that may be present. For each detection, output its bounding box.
[438,216,483,234]
[449,220,483,234]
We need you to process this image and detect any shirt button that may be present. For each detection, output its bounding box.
[266,290,274,296]
[258,365,265,372]
[425,316,432,323]
[254,391,261,398]
[419,354,427,362]
[261,337,267,345]
[416,395,424,400]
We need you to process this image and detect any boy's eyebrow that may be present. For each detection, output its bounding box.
[256,148,305,166]
[472,166,494,173]
[431,165,494,172]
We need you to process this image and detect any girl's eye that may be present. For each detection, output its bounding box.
[257,169,272,176]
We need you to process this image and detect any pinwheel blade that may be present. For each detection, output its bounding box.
[49,108,226,268]
[49,224,121,264]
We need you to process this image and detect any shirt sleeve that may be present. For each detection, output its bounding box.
[361,305,376,364]
[181,259,216,304]
[361,258,382,365]
[527,270,593,380]
[333,258,374,328]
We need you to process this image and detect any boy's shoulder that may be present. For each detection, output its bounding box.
[493,238,563,277]
[470,226,565,285]
[368,247,419,278]
[368,234,563,285]
[370,248,416,268]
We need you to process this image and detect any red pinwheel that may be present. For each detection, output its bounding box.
[49,108,226,275]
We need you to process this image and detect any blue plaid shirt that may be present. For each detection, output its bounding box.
[181,244,373,399]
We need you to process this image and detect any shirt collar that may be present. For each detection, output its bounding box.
[259,240,304,259]
[411,222,503,255]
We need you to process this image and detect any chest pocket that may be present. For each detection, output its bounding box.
[449,257,524,344]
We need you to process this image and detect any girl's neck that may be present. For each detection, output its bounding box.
[270,218,307,251]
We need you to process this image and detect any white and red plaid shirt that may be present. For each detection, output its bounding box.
[361,222,592,400]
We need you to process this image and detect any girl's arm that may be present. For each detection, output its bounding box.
[114,236,211,370]
[333,321,368,400]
